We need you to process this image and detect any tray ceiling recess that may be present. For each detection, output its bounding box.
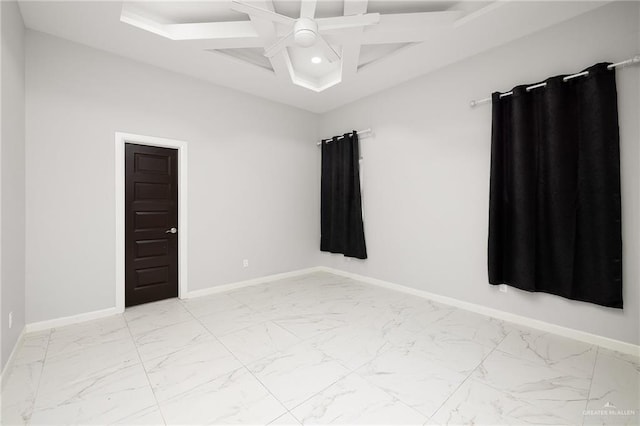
[120,0,462,92]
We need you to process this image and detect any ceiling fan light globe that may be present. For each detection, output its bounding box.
[294,17,318,47]
[295,29,317,47]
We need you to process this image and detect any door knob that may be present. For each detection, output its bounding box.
[165,227,177,234]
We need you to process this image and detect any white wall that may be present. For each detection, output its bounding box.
[319,1,640,345]
[25,32,319,324]
[1,0,26,370]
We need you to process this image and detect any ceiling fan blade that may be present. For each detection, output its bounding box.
[317,13,380,31]
[300,0,317,19]
[317,34,340,62]
[231,1,295,26]
[264,31,295,58]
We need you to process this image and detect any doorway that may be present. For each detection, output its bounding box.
[125,143,178,306]
[115,133,188,311]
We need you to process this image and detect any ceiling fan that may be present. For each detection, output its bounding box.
[230,0,380,62]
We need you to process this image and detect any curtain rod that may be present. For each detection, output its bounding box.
[316,128,372,146]
[469,55,640,108]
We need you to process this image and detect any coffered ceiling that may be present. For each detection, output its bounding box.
[18,1,610,113]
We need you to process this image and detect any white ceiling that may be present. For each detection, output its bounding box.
[18,1,610,113]
[118,1,469,93]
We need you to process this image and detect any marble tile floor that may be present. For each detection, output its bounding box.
[1,272,638,425]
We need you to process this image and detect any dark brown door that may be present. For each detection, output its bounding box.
[125,143,178,307]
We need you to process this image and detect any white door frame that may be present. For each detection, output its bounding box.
[115,132,188,312]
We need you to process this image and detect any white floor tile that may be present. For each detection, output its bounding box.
[269,412,302,425]
[12,330,51,367]
[471,350,591,424]
[434,346,597,425]
[46,315,129,358]
[584,348,640,425]
[133,319,215,362]
[198,304,266,337]
[497,325,597,376]
[111,405,166,425]
[354,308,427,346]
[356,346,467,418]
[1,360,43,425]
[143,339,242,402]
[406,300,456,328]
[429,309,512,348]
[393,329,493,375]
[218,321,301,364]
[273,313,352,340]
[291,373,427,425]
[31,363,157,425]
[124,298,194,335]
[1,403,32,426]
[226,283,301,313]
[248,342,350,409]
[431,378,531,425]
[35,337,140,409]
[307,323,392,371]
[3,272,633,425]
[158,367,286,424]
[181,293,246,318]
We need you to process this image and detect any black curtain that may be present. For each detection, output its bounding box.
[321,131,367,259]
[488,63,623,308]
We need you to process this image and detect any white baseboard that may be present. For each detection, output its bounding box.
[1,327,26,386]
[318,266,640,357]
[20,268,323,335]
[185,267,324,299]
[17,266,639,358]
[25,307,122,334]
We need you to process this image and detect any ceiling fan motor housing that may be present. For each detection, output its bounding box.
[294,18,318,47]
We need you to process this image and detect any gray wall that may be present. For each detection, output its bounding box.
[14,1,640,354]
[1,0,26,370]
[25,32,320,324]
[319,1,640,345]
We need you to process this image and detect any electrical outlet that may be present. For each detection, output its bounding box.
[8,312,13,329]
[499,284,508,293]
[243,259,249,268]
